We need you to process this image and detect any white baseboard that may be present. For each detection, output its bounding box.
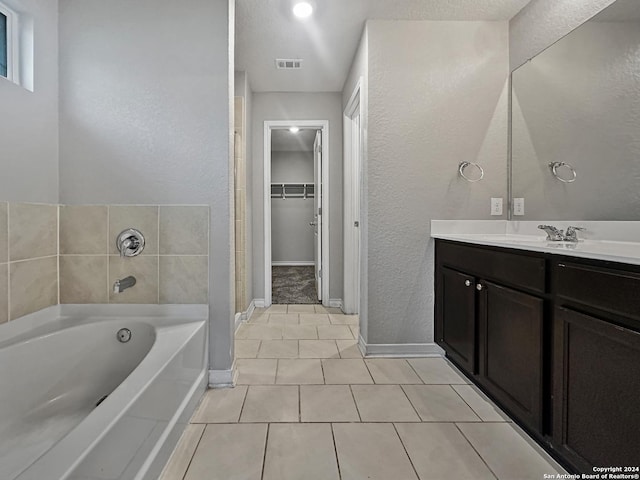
[358,338,445,358]
[242,300,256,322]
[272,261,315,266]
[328,298,343,310]
[234,312,242,331]
[208,362,238,388]
[254,298,265,308]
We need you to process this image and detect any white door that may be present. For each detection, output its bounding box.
[313,130,322,301]
[352,109,361,312]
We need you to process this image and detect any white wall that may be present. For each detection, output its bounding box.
[512,20,640,220]
[251,93,344,301]
[509,0,616,70]
[347,20,509,346]
[58,0,235,373]
[0,0,58,203]
[271,151,315,263]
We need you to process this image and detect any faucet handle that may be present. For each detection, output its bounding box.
[565,226,585,242]
[537,225,564,241]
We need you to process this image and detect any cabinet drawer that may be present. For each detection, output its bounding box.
[554,262,640,324]
[437,241,546,293]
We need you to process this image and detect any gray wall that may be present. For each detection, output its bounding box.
[0,0,58,203]
[271,151,315,263]
[58,0,235,372]
[348,20,509,345]
[509,0,616,70]
[252,93,344,301]
[512,19,640,220]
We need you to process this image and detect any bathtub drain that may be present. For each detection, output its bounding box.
[96,395,109,407]
[117,328,132,343]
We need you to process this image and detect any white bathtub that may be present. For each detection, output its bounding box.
[0,305,208,480]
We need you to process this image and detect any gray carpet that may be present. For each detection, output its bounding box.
[272,266,320,304]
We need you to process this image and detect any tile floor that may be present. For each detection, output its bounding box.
[161,305,566,480]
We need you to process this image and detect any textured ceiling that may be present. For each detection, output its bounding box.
[272,128,317,151]
[236,0,532,92]
[592,0,640,22]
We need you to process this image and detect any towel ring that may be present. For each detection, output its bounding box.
[549,162,577,183]
[459,162,484,183]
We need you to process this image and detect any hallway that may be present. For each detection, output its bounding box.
[161,306,565,480]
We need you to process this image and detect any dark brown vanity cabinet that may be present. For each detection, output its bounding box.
[552,262,640,472]
[435,241,546,434]
[435,240,640,473]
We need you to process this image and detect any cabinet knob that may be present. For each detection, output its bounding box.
[476,283,484,291]
[464,280,472,287]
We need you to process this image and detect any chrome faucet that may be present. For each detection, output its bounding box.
[564,226,586,243]
[538,225,564,241]
[113,276,137,294]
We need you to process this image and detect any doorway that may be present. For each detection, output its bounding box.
[343,80,363,315]
[264,120,330,307]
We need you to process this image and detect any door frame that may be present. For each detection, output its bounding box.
[264,120,330,307]
[343,79,363,314]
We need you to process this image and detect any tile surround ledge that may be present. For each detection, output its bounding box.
[431,220,640,266]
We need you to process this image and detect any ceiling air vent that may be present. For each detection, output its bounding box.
[276,59,303,70]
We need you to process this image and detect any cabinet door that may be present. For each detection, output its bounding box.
[478,281,544,433]
[436,267,476,374]
[553,307,640,472]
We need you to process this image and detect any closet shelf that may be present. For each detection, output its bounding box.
[271,183,315,199]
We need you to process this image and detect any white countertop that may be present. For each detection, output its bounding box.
[431,220,640,266]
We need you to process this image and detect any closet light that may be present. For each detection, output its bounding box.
[289,126,300,133]
[293,1,313,19]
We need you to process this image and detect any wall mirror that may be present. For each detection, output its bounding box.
[511,0,640,220]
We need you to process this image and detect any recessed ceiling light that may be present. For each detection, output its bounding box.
[289,127,300,133]
[292,1,313,19]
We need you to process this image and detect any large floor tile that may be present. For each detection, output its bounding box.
[318,325,355,339]
[268,313,299,325]
[282,324,318,339]
[287,304,317,313]
[395,423,496,480]
[333,423,418,480]
[402,385,481,422]
[263,424,340,480]
[458,423,563,479]
[452,384,510,422]
[237,324,283,340]
[365,359,423,384]
[352,385,420,422]
[235,340,261,358]
[350,325,359,338]
[300,385,360,422]
[322,359,373,384]
[184,424,267,480]
[191,386,248,423]
[329,314,359,325]
[408,358,470,384]
[336,339,363,358]
[299,313,331,325]
[236,359,278,385]
[265,304,287,314]
[240,386,299,423]
[160,424,205,480]
[257,340,299,358]
[313,305,328,313]
[276,359,324,384]
[299,339,340,358]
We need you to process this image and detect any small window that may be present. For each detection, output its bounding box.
[0,1,18,82]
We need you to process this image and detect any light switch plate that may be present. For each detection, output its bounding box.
[513,198,525,216]
[491,198,503,216]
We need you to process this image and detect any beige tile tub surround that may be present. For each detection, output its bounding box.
[159,206,209,255]
[0,202,7,264]
[0,264,7,324]
[9,203,58,261]
[159,256,208,304]
[60,206,108,254]
[60,256,108,304]
[10,256,58,320]
[109,256,159,304]
[109,206,159,255]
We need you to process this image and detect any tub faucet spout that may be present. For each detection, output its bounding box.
[113,276,137,294]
